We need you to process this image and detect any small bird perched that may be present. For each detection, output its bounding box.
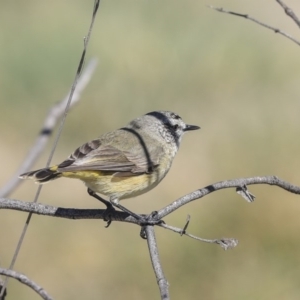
[20,111,199,224]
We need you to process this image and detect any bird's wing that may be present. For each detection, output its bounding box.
[57,137,162,174]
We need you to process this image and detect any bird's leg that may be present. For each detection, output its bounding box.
[87,188,113,208]
[110,198,164,227]
[87,188,115,227]
[110,197,142,221]
[88,190,163,228]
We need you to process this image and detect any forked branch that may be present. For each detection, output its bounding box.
[2,175,299,299]
[1,175,299,243]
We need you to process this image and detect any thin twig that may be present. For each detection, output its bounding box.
[0,58,98,198]
[0,1,101,298]
[0,276,7,300]
[145,226,169,300]
[276,0,300,28]
[0,268,52,300]
[208,5,300,47]
[180,214,190,236]
[161,223,238,250]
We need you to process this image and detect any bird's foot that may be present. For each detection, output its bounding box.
[103,204,116,228]
[87,188,116,227]
[138,211,164,225]
[139,211,165,239]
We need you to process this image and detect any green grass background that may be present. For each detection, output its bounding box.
[1,1,300,299]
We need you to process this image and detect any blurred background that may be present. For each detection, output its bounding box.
[1,0,300,299]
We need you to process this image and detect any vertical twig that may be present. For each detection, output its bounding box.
[0,1,101,298]
[0,58,98,198]
[0,276,7,300]
[145,226,170,300]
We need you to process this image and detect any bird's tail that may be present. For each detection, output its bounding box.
[19,166,61,184]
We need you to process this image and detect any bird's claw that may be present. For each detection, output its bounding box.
[103,204,116,228]
[138,211,165,226]
[139,212,165,239]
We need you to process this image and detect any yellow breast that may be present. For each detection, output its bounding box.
[61,168,166,200]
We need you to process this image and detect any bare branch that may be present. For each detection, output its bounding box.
[1,175,299,251]
[276,0,300,28]
[0,197,138,223]
[156,176,300,219]
[180,214,190,236]
[208,5,300,47]
[0,198,238,250]
[0,2,101,298]
[160,223,238,251]
[0,268,52,300]
[145,226,169,300]
[0,276,7,300]
[0,198,239,250]
[0,197,239,251]
[0,58,98,198]
[1,176,300,222]
[0,196,240,251]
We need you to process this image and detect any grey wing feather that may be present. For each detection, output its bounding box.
[57,137,162,174]
[58,144,136,172]
[57,139,101,168]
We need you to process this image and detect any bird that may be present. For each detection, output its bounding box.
[20,111,200,224]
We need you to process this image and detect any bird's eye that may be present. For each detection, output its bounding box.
[173,124,179,130]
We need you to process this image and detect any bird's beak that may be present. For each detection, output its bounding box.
[184,124,200,131]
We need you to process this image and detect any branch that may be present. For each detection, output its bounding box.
[0,276,7,300]
[160,223,238,251]
[1,175,299,247]
[1,2,101,298]
[0,197,239,252]
[0,197,136,223]
[2,176,300,221]
[208,5,300,47]
[156,176,300,219]
[2,177,300,220]
[276,0,300,28]
[0,58,98,198]
[0,268,52,300]
[145,226,169,300]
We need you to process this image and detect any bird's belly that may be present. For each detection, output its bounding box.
[81,170,166,200]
